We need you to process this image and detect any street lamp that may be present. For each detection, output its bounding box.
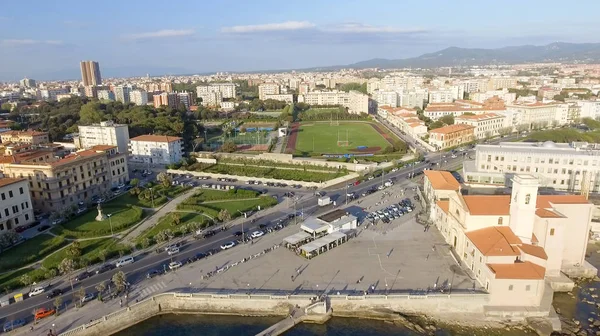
[107,213,114,236]
[149,188,155,208]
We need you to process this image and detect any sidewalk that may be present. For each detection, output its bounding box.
[122,188,196,245]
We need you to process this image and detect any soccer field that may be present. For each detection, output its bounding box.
[294,122,392,154]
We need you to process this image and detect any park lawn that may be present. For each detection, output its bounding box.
[135,212,210,245]
[0,234,68,273]
[187,189,260,202]
[295,122,390,155]
[0,267,47,292]
[115,193,166,208]
[186,197,278,218]
[41,238,130,270]
[51,204,144,239]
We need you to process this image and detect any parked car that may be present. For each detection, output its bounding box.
[115,256,135,267]
[81,292,96,303]
[166,246,180,256]
[220,241,236,250]
[29,286,45,297]
[46,289,63,299]
[51,218,63,225]
[34,308,55,320]
[15,226,27,233]
[164,243,181,251]
[37,225,51,232]
[168,261,182,270]
[96,263,115,274]
[3,319,26,332]
[251,230,264,238]
[147,270,162,279]
[202,230,216,239]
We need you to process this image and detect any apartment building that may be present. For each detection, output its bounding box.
[377,106,427,138]
[298,83,310,95]
[488,76,518,90]
[401,89,428,109]
[0,130,49,145]
[130,90,149,106]
[429,172,592,307]
[0,177,34,232]
[263,94,294,103]
[463,141,600,193]
[114,86,131,104]
[578,101,600,119]
[428,124,475,150]
[77,121,130,154]
[298,90,369,114]
[372,91,399,107]
[424,97,506,120]
[129,135,183,165]
[537,87,562,100]
[40,88,69,101]
[258,83,280,100]
[80,60,102,86]
[197,91,222,107]
[2,147,127,212]
[428,86,464,103]
[19,78,36,88]
[153,92,178,108]
[455,113,507,139]
[195,83,236,99]
[97,90,115,101]
[458,78,489,93]
[506,102,568,128]
[470,89,516,104]
[92,145,129,188]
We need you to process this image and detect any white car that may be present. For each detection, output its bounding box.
[251,230,264,238]
[220,241,236,250]
[29,286,45,297]
[51,218,63,225]
[451,154,457,158]
[167,247,180,255]
[168,261,182,270]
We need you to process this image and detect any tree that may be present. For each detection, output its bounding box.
[220,141,237,153]
[130,178,140,187]
[54,296,63,316]
[429,121,444,130]
[156,172,172,188]
[462,112,476,116]
[112,271,128,293]
[58,258,76,292]
[95,282,106,301]
[20,274,32,293]
[75,286,86,307]
[171,213,181,226]
[1,103,12,112]
[45,268,57,286]
[497,127,513,137]
[439,115,455,125]
[67,241,81,261]
[218,209,232,222]
[239,126,247,133]
[79,101,105,125]
[155,230,168,245]
[141,237,151,250]
[98,249,107,264]
[516,124,530,133]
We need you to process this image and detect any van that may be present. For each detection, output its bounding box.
[115,256,134,267]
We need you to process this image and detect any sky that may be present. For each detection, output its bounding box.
[1,0,600,81]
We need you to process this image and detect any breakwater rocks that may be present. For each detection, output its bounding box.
[554,277,600,336]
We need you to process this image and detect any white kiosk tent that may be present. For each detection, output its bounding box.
[283,231,311,247]
[300,218,329,237]
[300,231,349,259]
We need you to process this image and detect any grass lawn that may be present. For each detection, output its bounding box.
[180,197,278,219]
[51,204,144,239]
[42,238,130,270]
[0,268,47,292]
[0,234,68,273]
[302,108,340,116]
[295,122,390,155]
[135,212,210,245]
[115,193,166,208]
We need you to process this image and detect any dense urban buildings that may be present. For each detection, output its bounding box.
[129,135,183,165]
[0,130,49,146]
[428,124,475,149]
[0,177,34,232]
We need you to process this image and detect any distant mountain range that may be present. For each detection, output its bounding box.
[338,42,600,69]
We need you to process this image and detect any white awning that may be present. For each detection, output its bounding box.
[283,231,311,245]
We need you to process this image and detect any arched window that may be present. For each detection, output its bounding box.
[497,217,503,225]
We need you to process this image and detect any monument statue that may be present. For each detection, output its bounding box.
[95,203,107,221]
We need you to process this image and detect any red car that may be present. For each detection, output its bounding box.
[353,181,360,186]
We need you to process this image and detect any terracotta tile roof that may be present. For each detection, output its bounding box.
[536,195,589,208]
[487,261,546,280]
[535,208,564,218]
[424,170,460,190]
[462,195,511,215]
[436,200,449,214]
[0,130,48,137]
[531,234,539,244]
[130,135,182,143]
[428,124,475,135]
[90,145,117,151]
[518,244,548,260]
[0,177,26,188]
[455,113,504,121]
[466,226,521,257]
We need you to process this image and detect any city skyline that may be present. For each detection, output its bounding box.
[2,0,600,80]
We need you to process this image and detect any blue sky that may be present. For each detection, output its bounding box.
[1,0,600,81]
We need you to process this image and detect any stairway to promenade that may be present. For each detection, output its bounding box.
[255,301,331,336]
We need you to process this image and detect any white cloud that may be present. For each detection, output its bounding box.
[326,23,426,34]
[123,29,195,40]
[2,39,64,46]
[222,21,316,33]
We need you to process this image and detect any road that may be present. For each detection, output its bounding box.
[0,134,519,328]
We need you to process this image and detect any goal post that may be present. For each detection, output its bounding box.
[337,140,349,147]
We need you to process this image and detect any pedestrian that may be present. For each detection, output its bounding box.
[30,326,34,332]
[426,254,429,261]
[291,275,294,282]
[119,299,123,307]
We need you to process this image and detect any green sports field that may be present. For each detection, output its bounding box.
[294,122,391,155]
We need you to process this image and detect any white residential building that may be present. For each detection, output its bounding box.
[40,88,68,101]
[428,86,464,103]
[298,90,369,114]
[506,102,568,128]
[263,94,294,103]
[0,177,34,232]
[196,83,237,99]
[372,91,399,107]
[197,91,222,107]
[258,83,280,100]
[578,101,600,119]
[177,92,193,110]
[130,90,149,106]
[378,106,428,138]
[424,97,506,120]
[455,113,507,139]
[129,135,183,165]
[98,90,115,101]
[77,120,130,154]
[463,141,600,193]
[114,86,131,104]
[401,89,428,109]
[488,76,518,90]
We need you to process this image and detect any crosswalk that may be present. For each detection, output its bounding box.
[137,281,168,298]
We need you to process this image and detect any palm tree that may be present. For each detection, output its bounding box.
[95,282,106,301]
[112,271,127,293]
[58,258,75,293]
[54,296,63,316]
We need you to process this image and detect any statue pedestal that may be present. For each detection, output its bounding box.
[95,203,107,221]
